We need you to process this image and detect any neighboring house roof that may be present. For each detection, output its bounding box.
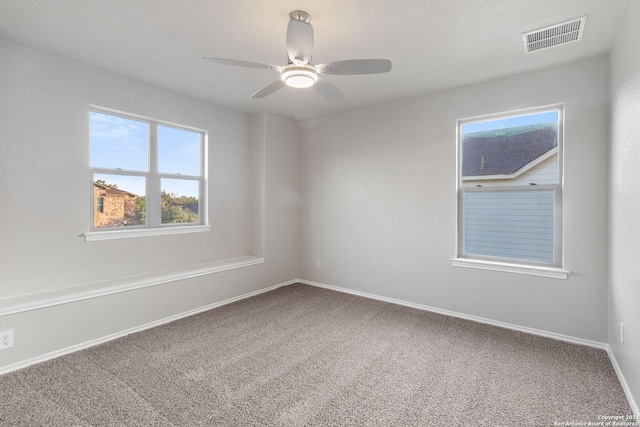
[462,125,557,178]
[94,182,138,197]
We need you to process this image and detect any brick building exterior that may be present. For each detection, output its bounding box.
[93,182,138,228]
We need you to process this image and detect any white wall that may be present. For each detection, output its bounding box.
[0,39,298,368]
[609,0,640,413]
[299,56,610,343]
[251,112,300,284]
[0,27,634,410]
[0,38,252,295]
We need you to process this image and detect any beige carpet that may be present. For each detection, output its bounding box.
[0,283,632,426]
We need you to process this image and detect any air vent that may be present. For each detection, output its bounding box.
[523,16,586,53]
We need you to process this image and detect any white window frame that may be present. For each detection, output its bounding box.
[85,107,210,242]
[451,104,569,279]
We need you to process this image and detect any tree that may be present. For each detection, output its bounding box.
[95,179,117,188]
[123,192,199,225]
[134,196,146,225]
[160,191,198,224]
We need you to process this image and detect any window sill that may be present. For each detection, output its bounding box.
[84,225,212,242]
[450,258,569,279]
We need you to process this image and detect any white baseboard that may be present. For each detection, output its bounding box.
[607,346,639,417]
[297,279,607,349]
[3,277,636,417]
[0,279,297,376]
[297,279,638,415]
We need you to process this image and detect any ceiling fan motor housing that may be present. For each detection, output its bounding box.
[289,10,310,23]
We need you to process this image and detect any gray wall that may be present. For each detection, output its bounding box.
[609,0,640,411]
[299,56,610,342]
[0,39,298,368]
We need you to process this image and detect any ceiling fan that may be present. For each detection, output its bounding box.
[203,10,392,101]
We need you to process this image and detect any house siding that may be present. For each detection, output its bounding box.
[463,189,555,263]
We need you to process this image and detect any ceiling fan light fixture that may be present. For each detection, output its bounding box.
[204,10,391,100]
[281,65,318,88]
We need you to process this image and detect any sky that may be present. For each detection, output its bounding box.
[462,110,558,135]
[90,111,201,197]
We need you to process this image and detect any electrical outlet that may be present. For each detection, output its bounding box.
[0,330,14,351]
[316,258,322,268]
[620,322,625,345]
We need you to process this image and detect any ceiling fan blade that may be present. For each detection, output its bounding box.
[313,78,345,102]
[286,17,314,64]
[317,59,392,75]
[203,57,278,70]
[250,80,285,98]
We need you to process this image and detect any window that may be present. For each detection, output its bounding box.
[88,108,207,237]
[454,105,566,278]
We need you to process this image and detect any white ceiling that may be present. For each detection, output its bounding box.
[0,0,630,121]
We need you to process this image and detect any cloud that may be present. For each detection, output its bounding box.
[90,112,148,151]
[90,111,149,170]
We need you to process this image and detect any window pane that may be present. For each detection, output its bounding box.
[463,190,554,263]
[90,112,149,171]
[160,178,199,224]
[93,174,146,229]
[158,126,201,176]
[461,111,558,183]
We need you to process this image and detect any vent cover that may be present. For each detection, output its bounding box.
[523,16,586,53]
